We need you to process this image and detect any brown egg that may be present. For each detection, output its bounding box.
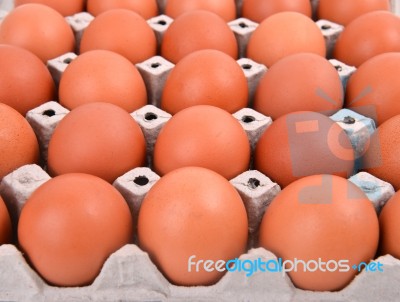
[255,111,354,188]
[0,196,12,245]
[334,11,400,67]
[47,102,146,183]
[0,4,75,62]
[87,0,158,19]
[259,174,379,291]
[80,9,157,64]
[0,45,55,116]
[138,167,248,286]
[345,52,400,125]
[161,49,248,115]
[14,0,85,16]
[247,12,326,67]
[161,10,238,64]
[59,50,147,112]
[363,115,400,190]
[18,173,133,286]
[165,0,236,21]
[379,190,400,258]
[0,103,39,180]
[318,0,390,26]
[254,53,343,120]
[242,0,312,23]
[153,105,250,179]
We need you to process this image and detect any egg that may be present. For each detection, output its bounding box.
[363,114,400,190]
[0,45,55,116]
[165,0,236,22]
[161,49,248,115]
[255,111,354,188]
[14,0,85,16]
[379,190,400,258]
[0,196,12,245]
[161,10,238,64]
[138,166,248,286]
[247,12,326,67]
[254,53,343,120]
[153,105,250,179]
[259,174,379,291]
[87,0,158,19]
[59,50,147,112]
[18,173,133,286]
[317,0,390,26]
[0,4,75,62]
[242,0,312,23]
[333,11,400,67]
[80,9,157,64]
[0,103,39,180]
[345,52,400,125]
[47,102,146,183]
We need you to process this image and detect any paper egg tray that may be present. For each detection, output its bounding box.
[1,0,400,301]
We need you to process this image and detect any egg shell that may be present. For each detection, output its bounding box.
[87,0,159,19]
[379,190,400,258]
[165,0,237,21]
[0,4,75,62]
[259,174,379,291]
[246,11,326,67]
[363,115,400,190]
[253,53,344,120]
[345,52,400,125]
[242,0,312,23]
[18,173,134,286]
[161,10,238,63]
[161,49,248,114]
[138,166,248,286]
[334,11,400,67]
[14,0,85,16]
[153,105,251,179]
[255,111,355,187]
[0,44,55,116]
[47,102,146,183]
[59,50,147,112]
[318,0,391,26]
[80,9,157,64]
[0,103,40,181]
[0,195,12,245]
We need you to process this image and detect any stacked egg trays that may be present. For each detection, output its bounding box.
[1,0,400,301]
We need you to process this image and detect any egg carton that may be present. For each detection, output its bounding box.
[1,0,400,301]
